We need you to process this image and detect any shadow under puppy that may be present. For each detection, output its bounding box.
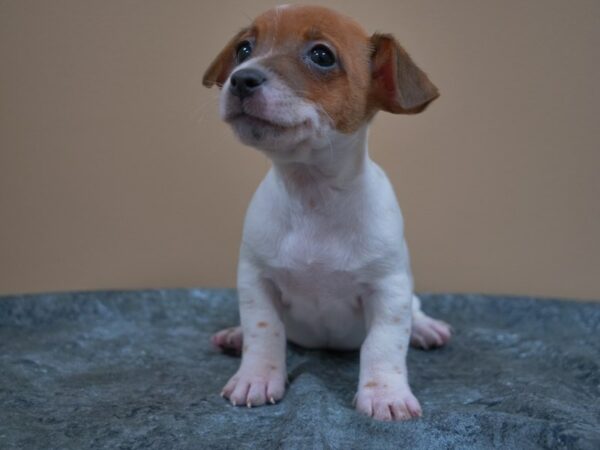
[204,4,450,421]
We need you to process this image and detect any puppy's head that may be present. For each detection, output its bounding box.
[203,5,438,158]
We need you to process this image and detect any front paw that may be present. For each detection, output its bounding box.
[355,383,422,421]
[221,364,286,408]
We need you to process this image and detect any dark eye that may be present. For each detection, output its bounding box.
[309,44,336,67]
[236,41,252,64]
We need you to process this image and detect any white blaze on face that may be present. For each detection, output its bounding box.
[219,58,331,155]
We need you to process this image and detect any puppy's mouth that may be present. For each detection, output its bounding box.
[220,90,322,150]
[226,111,309,132]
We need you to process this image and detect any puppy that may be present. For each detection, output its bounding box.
[204,5,451,421]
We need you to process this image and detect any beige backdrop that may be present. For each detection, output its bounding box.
[1,0,599,300]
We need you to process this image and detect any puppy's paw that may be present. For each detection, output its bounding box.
[411,314,451,350]
[221,364,286,408]
[212,326,243,353]
[355,383,422,421]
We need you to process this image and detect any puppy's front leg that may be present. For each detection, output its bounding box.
[221,258,287,407]
[355,274,422,421]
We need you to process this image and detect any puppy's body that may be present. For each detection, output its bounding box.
[245,127,406,350]
[204,5,450,421]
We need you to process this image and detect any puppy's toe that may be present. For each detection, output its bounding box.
[266,377,285,404]
[221,365,286,408]
[229,379,251,407]
[372,401,393,421]
[246,381,268,407]
[355,385,421,422]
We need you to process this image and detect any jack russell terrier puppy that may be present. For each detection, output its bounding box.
[204,4,451,421]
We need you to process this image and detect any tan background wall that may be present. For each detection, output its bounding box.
[1,0,599,300]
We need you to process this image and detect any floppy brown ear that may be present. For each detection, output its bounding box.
[202,29,247,88]
[369,33,439,114]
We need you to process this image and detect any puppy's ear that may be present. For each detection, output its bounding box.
[369,33,439,114]
[202,29,247,88]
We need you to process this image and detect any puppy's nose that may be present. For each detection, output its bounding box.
[229,68,266,99]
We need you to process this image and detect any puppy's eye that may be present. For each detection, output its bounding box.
[236,41,252,64]
[309,44,336,67]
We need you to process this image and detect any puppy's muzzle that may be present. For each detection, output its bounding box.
[229,68,267,99]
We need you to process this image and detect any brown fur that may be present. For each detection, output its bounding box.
[369,33,439,114]
[203,5,439,132]
[202,27,252,88]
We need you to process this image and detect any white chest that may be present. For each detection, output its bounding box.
[242,162,406,349]
[261,218,370,349]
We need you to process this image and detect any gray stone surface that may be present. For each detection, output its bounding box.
[0,289,599,449]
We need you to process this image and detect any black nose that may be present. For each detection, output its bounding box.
[229,68,266,99]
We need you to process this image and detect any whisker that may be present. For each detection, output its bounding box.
[194,92,220,124]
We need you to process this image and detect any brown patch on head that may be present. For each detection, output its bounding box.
[203,5,439,131]
[257,321,269,328]
[204,5,373,132]
[251,5,373,132]
[392,316,402,323]
[364,381,378,388]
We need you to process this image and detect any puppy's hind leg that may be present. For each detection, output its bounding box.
[410,295,452,350]
[212,326,243,354]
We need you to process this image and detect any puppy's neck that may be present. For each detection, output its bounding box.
[271,125,370,199]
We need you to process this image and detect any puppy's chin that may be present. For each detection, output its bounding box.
[227,113,328,158]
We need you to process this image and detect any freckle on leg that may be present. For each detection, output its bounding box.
[364,381,378,388]
[257,321,269,328]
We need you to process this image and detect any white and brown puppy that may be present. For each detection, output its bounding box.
[204,5,450,421]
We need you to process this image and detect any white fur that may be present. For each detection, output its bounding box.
[216,55,449,420]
